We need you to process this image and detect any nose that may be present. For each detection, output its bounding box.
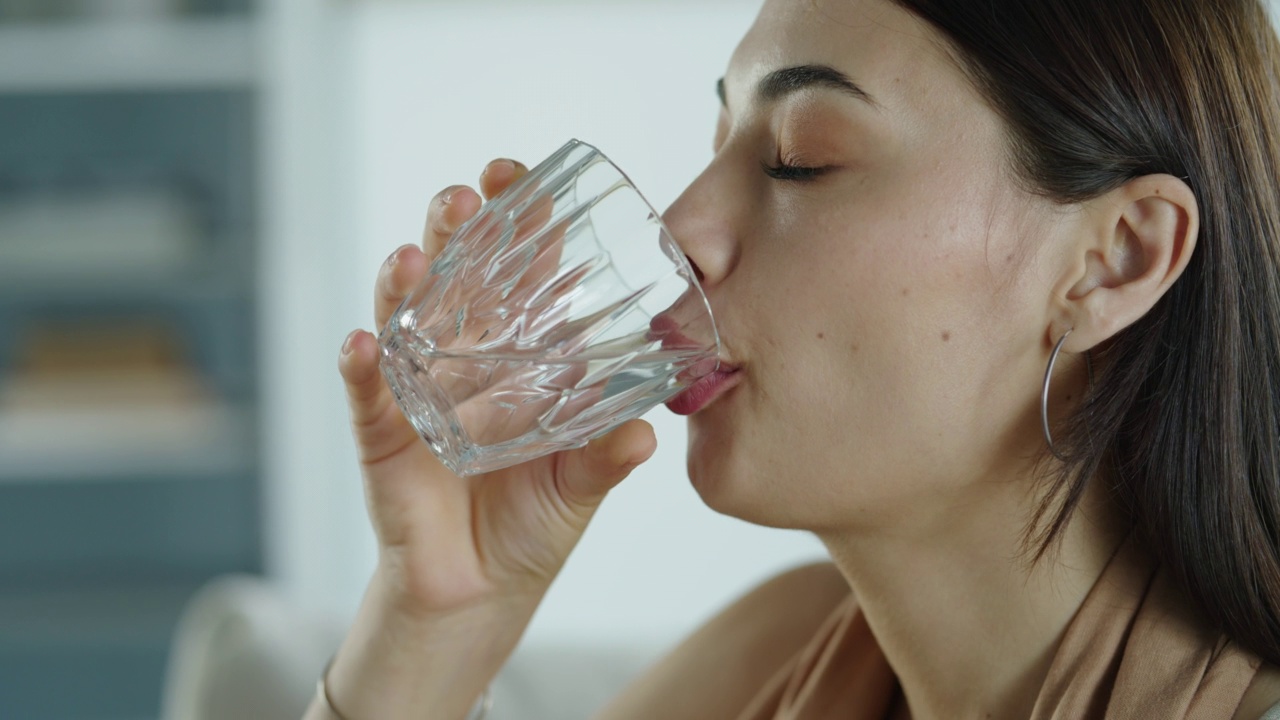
[659,158,740,290]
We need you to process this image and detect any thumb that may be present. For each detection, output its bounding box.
[557,419,657,511]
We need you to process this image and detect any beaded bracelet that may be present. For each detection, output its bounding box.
[317,657,493,720]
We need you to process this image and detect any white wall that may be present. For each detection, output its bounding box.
[260,0,366,621]
[293,0,832,656]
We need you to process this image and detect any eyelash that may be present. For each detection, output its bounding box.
[760,160,827,182]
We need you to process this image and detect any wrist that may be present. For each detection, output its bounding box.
[374,550,550,622]
[324,567,538,720]
[318,656,493,720]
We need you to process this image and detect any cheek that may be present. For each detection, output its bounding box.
[753,192,986,355]
[740,178,1028,444]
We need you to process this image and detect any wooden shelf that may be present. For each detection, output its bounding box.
[0,17,256,94]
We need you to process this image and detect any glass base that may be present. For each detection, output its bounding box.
[379,331,598,476]
[377,332,473,474]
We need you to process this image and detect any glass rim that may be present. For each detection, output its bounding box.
[563,138,722,355]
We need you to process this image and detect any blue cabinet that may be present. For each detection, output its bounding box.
[0,3,263,718]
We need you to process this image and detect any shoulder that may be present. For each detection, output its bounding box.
[591,561,851,720]
[1234,663,1280,720]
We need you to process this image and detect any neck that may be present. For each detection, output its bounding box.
[818,467,1128,720]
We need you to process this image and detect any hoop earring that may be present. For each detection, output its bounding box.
[1042,328,1093,461]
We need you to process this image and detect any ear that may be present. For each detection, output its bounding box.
[1052,174,1199,351]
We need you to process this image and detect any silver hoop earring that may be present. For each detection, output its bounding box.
[1042,328,1085,462]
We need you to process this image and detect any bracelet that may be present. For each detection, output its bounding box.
[317,656,493,720]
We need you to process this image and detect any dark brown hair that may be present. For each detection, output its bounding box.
[889,0,1280,663]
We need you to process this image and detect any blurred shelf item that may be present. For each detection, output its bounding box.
[0,0,262,543]
[0,184,205,283]
[0,16,255,94]
[0,0,264,715]
[0,398,255,483]
[0,0,81,22]
[0,322,255,483]
[0,0,244,22]
[0,267,251,302]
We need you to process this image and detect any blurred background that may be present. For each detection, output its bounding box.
[0,0,838,718]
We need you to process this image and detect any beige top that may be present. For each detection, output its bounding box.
[735,538,1264,720]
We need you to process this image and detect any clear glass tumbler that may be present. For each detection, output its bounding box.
[378,139,720,476]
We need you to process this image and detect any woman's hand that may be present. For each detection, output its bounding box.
[339,158,658,618]
[311,159,658,720]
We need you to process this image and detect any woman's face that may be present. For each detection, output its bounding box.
[663,0,1077,531]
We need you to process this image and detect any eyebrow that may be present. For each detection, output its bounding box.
[717,64,878,110]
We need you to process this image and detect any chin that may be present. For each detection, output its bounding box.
[685,423,737,502]
[685,431,797,529]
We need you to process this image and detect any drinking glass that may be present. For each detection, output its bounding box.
[378,139,720,476]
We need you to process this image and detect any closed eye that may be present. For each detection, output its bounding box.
[760,161,829,182]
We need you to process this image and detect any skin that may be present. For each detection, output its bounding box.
[671,0,1118,534]
[309,0,1280,718]
[654,0,1278,718]
[667,3,1113,717]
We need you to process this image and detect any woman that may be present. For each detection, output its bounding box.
[308,0,1280,717]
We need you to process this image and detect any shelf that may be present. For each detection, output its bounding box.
[0,17,256,94]
[0,400,255,483]
[0,266,254,303]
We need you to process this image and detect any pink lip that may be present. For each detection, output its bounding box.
[665,367,742,416]
[646,312,741,414]
[646,314,700,348]
[647,314,734,358]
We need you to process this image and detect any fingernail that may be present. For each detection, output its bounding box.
[390,244,416,268]
[482,160,515,182]
[342,330,359,356]
[441,188,457,206]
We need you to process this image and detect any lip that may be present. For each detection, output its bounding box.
[646,312,741,414]
[665,367,742,416]
[648,313,735,355]
[646,313,701,347]
[646,313,740,373]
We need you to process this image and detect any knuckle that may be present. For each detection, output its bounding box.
[376,275,400,302]
[428,210,452,236]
